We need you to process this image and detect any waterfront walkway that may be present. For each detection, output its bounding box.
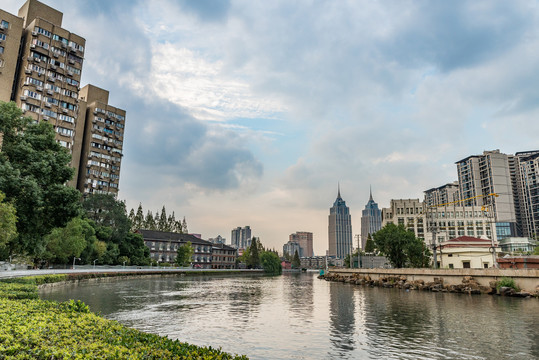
[0,266,263,279]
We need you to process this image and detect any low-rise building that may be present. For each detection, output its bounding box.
[437,236,499,269]
[211,243,236,269]
[498,237,536,253]
[138,229,214,269]
[299,256,326,269]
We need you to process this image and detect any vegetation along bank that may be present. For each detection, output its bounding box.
[0,273,249,359]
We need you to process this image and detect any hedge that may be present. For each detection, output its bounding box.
[0,275,248,359]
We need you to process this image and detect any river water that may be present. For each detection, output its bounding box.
[39,272,538,360]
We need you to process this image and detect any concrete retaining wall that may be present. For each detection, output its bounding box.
[328,268,539,293]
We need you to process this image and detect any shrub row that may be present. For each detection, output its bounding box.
[0,276,248,359]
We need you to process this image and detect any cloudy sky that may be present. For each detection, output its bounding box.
[5,0,539,254]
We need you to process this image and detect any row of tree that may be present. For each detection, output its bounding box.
[346,223,431,268]
[127,204,188,233]
[238,238,282,274]
[0,101,150,267]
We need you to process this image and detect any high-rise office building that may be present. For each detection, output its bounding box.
[0,0,125,196]
[455,150,518,239]
[424,181,459,207]
[360,188,381,250]
[328,187,352,259]
[231,226,251,249]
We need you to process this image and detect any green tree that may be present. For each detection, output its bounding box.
[134,204,144,230]
[0,102,82,259]
[260,251,282,275]
[365,233,375,253]
[167,212,176,233]
[373,223,430,268]
[119,232,150,266]
[182,217,188,234]
[144,211,156,230]
[0,190,17,257]
[158,206,168,231]
[44,217,94,265]
[292,249,301,268]
[175,241,194,267]
[82,194,130,244]
[248,237,260,268]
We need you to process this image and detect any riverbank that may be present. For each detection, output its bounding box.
[0,274,249,359]
[321,268,539,298]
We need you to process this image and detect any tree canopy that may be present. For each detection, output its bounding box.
[0,101,82,259]
[373,223,431,268]
[292,250,301,268]
[0,190,17,258]
[260,251,282,275]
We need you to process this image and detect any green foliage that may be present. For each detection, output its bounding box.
[0,101,82,259]
[373,223,431,268]
[82,194,130,244]
[260,251,282,275]
[365,234,375,253]
[292,249,301,268]
[44,217,94,264]
[0,190,17,256]
[144,210,156,230]
[118,232,150,266]
[0,294,248,359]
[533,246,539,255]
[176,241,194,267]
[248,238,260,268]
[496,277,520,292]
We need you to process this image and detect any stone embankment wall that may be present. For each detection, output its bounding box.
[321,268,539,297]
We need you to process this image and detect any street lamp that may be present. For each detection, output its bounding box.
[73,257,81,269]
[93,259,98,269]
[123,260,126,268]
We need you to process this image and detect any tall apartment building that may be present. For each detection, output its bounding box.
[360,188,381,250]
[0,11,24,102]
[456,150,518,239]
[286,231,313,257]
[77,85,124,195]
[514,150,539,238]
[328,187,352,259]
[0,0,125,196]
[424,181,459,207]
[231,226,251,249]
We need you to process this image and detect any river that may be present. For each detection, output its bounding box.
[39,272,539,360]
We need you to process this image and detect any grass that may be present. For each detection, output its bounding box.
[496,277,520,292]
[0,274,248,359]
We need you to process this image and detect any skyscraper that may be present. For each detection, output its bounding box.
[285,231,314,257]
[231,226,251,249]
[360,188,381,250]
[328,186,352,259]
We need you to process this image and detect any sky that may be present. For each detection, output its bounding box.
[5,0,539,255]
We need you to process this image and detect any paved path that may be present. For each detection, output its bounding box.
[0,266,262,279]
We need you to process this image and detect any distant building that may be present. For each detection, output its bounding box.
[208,235,226,244]
[299,256,326,269]
[381,198,426,240]
[498,237,536,253]
[231,226,251,249]
[328,186,353,259]
[283,241,302,257]
[284,232,313,257]
[424,181,459,207]
[360,188,381,250]
[514,150,539,239]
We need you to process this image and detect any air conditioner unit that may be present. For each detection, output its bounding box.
[48,77,55,83]
[67,71,73,76]
[25,69,32,74]
[46,89,53,95]
[35,58,41,63]
[68,59,75,64]
[45,103,51,108]
[36,86,43,92]
[61,43,67,49]
[31,31,37,36]
[42,116,49,121]
[53,53,58,58]
[50,65,56,70]
[63,108,68,113]
[30,44,36,49]
[20,96,27,101]
[27,56,33,61]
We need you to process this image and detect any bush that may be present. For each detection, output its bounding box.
[496,277,520,292]
[0,276,249,359]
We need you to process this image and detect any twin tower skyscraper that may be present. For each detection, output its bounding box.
[328,186,381,259]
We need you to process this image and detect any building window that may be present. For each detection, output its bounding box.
[1,20,9,29]
[0,46,4,54]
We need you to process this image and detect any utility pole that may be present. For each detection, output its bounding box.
[428,206,438,269]
[355,234,361,269]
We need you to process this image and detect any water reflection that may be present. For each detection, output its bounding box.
[40,273,539,360]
